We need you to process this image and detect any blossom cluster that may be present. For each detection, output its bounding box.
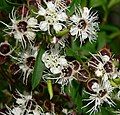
[1,0,120,115]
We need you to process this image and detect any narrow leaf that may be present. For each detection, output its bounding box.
[32,48,45,89]
[47,80,53,100]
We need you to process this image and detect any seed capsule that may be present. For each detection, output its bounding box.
[87,78,99,92]
[9,63,20,75]
[0,42,10,55]
[76,69,89,82]
[100,48,111,57]
[71,60,81,71]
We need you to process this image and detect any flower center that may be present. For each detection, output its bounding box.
[62,66,73,77]
[78,19,87,30]
[9,63,20,75]
[26,56,35,69]
[104,61,113,73]
[98,89,107,98]
[0,43,10,55]
[17,21,27,32]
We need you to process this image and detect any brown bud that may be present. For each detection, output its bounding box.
[100,48,111,57]
[0,42,10,55]
[71,60,81,71]
[17,5,29,17]
[9,63,20,75]
[44,99,52,111]
[76,69,89,82]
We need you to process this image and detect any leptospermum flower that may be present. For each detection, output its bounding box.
[57,65,74,92]
[0,90,44,115]
[42,46,67,74]
[0,7,38,49]
[17,46,38,84]
[70,7,99,45]
[88,48,113,77]
[82,80,115,115]
[36,0,68,34]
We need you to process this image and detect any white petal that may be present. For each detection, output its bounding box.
[95,70,103,77]
[70,26,78,36]
[16,98,25,105]
[12,107,22,115]
[81,31,88,40]
[50,67,61,74]
[70,15,80,23]
[39,21,48,31]
[91,82,100,92]
[58,57,67,66]
[27,17,38,27]
[53,23,62,32]
[82,7,90,19]
[14,32,23,41]
[38,6,46,16]
[25,31,36,40]
[57,12,67,22]
[47,1,55,11]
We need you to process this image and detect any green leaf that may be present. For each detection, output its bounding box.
[100,25,120,32]
[108,0,120,9]
[97,32,107,50]
[56,28,69,37]
[47,80,53,100]
[32,48,45,89]
[67,0,81,16]
[90,0,107,8]
[65,81,82,112]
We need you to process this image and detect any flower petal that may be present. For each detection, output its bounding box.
[39,21,48,31]
[53,23,62,32]
[27,17,38,27]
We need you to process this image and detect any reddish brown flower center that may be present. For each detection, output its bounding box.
[78,19,87,30]
[98,89,107,97]
[26,56,35,69]
[104,61,113,73]
[17,21,27,32]
[9,63,20,75]
[0,43,10,55]
[62,66,73,77]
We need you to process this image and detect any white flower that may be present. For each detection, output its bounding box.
[37,1,67,34]
[82,80,115,115]
[88,52,112,77]
[3,91,44,115]
[0,8,38,49]
[50,36,67,48]
[70,7,99,45]
[16,46,38,84]
[42,47,67,74]
[57,65,74,87]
